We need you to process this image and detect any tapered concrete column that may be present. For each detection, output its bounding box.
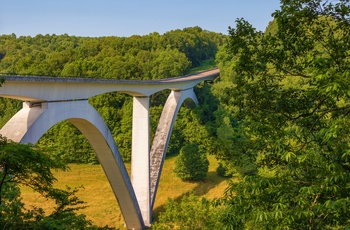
[131,96,151,227]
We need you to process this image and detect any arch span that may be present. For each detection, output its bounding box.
[150,88,198,209]
[0,100,144,230]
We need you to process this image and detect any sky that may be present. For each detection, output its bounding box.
[0,1,281,37]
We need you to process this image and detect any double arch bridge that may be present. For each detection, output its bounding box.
[0,68,219,229]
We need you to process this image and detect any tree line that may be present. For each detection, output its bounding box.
[0,26,222,79]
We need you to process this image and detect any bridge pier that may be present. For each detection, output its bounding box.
[130,89,199,227]
[150,89,198,209]
[131,96,151,227]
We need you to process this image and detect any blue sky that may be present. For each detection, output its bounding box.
[0,1,281,37]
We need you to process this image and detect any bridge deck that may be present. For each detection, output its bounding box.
[0,68,219,101]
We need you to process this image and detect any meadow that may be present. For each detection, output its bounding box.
[21,154,227,228]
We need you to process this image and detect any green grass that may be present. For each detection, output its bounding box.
[20,155,227,228]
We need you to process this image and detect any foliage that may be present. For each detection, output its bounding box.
[0,136,108,229]
[189,58,217,74]
[0,28,224,78]
[174,143,209,181]
[0,98,21,128]
[216,161,232,178]
[36,121,98,164]
[152,192,224,230]
[214,0,350,229]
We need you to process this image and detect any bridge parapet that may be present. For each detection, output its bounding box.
[0,68,219,101]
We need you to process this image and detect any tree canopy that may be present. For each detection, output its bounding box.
[213,0,350,228]
[0,27,224,79]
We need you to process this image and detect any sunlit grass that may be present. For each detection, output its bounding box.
[21,155,227,229]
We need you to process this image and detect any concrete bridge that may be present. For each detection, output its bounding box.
[0,68,219,229]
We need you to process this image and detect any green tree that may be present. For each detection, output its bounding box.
[113,99,133,162]
[151,47,191,79]
[0,136,106,229]
[0,98,21,129]
[214,0,350,229]
[174,143,209,181]
[36,121,97,164]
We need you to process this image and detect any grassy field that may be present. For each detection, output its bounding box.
[20,154,227,229]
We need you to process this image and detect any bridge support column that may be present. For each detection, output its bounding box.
[131,96,151,227]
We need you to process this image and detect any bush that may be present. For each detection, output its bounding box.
[174,143,209,181]
[152,192,224,230]
[216,162,232,178]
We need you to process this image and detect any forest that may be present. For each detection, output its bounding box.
[1,0,350,229]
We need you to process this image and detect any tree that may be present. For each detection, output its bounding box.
[214,0,350,229]
[174,143,209,181]
[151,47,191,79]
[0,136,107,229]
[36,121,97,164]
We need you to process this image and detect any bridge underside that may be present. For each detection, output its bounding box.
[0,88,198,229]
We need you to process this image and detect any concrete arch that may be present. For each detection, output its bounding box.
[0,100,144,230]
[150,88,198,209]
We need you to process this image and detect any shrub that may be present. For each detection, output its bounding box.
[152,192,224,230]
[174,143,209,181]
[216,162,232,178]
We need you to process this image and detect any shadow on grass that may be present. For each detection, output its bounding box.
[191,171,227,196]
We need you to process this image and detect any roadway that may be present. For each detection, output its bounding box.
[0,68,219,101]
